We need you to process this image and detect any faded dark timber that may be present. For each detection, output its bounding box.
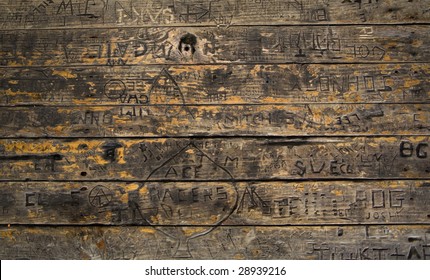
[1,0,430,260]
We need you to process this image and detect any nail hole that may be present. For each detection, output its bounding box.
[81,172,87,176]
[178,33,197,54]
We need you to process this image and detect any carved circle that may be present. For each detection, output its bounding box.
[88,185,113,208]
[104,79,126,100]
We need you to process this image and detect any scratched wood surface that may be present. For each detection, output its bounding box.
[0,0,430,29]
[2,0,430,29]
[1,64,429,105]
[1,225,430,259]
[1,25,429,66]
[1,104,430,137]
[1,137,430,180]
[1,181,430,225]
[1,0,430,260]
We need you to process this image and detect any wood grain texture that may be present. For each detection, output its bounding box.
[1,0,430,260]
[1,0,430,29]
[1,181,430,225]
[1,104,430,137]
[1,137,430,181]
[1,225,429,259]
[2,64,429,105]
[0,25,428,66]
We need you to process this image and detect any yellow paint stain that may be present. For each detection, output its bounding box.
[331,190,343,196]
[233,254,245,260]
[3,141,57,154]
[94,155,110,165]
[52,70,77,79]
[117,147,127,164]
[381,55,391,62]
[150,215,160,224]
[138,187,148,195]
[140,228,156,234]
[383,137,399,144]
[225,95,246,104]
[9,161,33,168]
[118,171,132,179]
[367,142,379,148]
[404,79,421,88]
[51,125,66,133]
[119,192,129,204]
[5,88,33,97]
[249,65,261,77]
[0,230,15,241]
[293,184,305,192]
[412,136,428,142]
[123,182,141,191]
[182,227,206,236]
[112,117,130,125]
[8,80,18,85]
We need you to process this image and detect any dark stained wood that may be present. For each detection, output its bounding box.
[1,104,430,137]
[1,181,430,225]
[2,64,430,105]
[1,137,430,181]
[1,225,429,259]
[1,0,430,260]
[1,25,429,66]
[1,0,430,29]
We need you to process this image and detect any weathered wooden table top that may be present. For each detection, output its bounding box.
[1,0,430,260]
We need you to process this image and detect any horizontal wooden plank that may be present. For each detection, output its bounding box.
[2,64,430,105]
[1,225,429,259]
[1,181,430,225]
[0,104,429,137]
[1,25,429,66]
[1,0,430,29]
[1,137,430,180]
